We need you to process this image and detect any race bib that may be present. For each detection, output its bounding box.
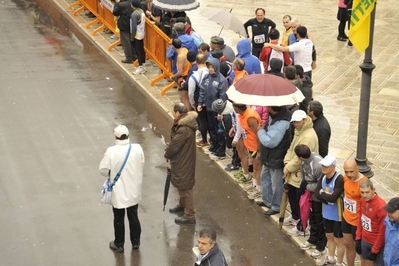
[344,197,357,213]
[254,34,265,44]
[361,214,372,232]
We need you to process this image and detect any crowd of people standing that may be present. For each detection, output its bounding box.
[100,2,399,265]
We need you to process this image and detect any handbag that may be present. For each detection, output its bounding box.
[101,144,132,205]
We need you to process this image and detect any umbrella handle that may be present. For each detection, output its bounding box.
[218,8,233,37]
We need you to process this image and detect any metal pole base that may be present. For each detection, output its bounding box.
[355,157,374,178]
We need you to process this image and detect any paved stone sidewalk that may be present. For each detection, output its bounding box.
[51,0,399,264]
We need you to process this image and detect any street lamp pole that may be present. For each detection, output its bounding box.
[355,4,376,178]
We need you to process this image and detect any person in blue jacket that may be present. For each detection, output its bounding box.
[229,39,261,83]
[166,22,198,74]
[384,197,399,266]
[197,58,228,160]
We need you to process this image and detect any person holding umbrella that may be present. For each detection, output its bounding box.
[164,103,198,224]
[256,106,292,216]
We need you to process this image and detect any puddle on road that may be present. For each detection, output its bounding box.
[14,0,172,144]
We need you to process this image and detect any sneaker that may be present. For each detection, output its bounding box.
[287,227,309,236]
[235,175,252,183]
[283,215,299,226]
[311,249,327,259]
[225,164,240,171]
[132,66,146,75]
[300,241,316,250]
[195,131,201,139]
[318,256,336,265]
[234,170,244,178]
[209,154,225,161]
[247,190,262,200]
[109,241,124,253]
[204,149,215,155]
[196,141,209,148]
[242,183,256,193]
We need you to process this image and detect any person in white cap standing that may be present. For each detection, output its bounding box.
[316,155,345,266]
[283,109,318,228]
[99,125,145,253]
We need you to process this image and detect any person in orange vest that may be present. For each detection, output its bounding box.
[232,58,248,84]
[170,38,190,88]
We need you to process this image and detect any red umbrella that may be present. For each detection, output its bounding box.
[299,190,312,232]
[227,74,305,106]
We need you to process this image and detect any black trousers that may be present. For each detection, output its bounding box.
[287,184,300,220]
[197,107,208,144]
[113,204,141,248]
[133,39,145,66]
[120,31,137,61]
[307,201,327,251]
[207,110,225,157]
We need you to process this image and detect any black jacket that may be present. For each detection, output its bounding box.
[113,1,133,32]
[260,107,292,169]
[313,114,331,158]
[194,243,228,266]
[244,18,276,49]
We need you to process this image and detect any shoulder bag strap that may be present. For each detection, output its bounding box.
[111,144,132,187]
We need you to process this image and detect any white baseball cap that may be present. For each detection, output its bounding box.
[114,125,129,138]
[290,110,307,122]
[319,155,337,167]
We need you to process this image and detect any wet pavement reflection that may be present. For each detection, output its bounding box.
[0,1,314,265]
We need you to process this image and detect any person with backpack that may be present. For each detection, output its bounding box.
[259,29,291,74]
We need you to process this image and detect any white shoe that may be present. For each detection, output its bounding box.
[317,255,336,265]
[283,215,299,226]
[204,149,214,155]
[286,227,309,236]
[132,66,146,75]
[311,249,326,258]
[209,154,225,161]
[300,241,316,250]
[247,190,262,200]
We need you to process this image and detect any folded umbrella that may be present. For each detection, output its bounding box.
[299,190,312,233]
[163,166,172,211]
[227,74,305,107]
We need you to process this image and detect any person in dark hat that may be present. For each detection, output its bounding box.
[259,28,291,74]
[210,36,236,63]
[383,197,399,265]
[211,48,232,80]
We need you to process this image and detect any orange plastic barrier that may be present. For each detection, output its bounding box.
[143,19,176,95]
[68,1,176,94]
[68,0,120,51]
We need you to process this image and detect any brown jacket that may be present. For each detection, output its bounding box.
[164,111,198,189]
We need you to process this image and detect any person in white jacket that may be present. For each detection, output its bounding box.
[99,125,145,253]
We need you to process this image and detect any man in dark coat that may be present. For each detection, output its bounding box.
[307,101,331,158]
[164,103,198,224]
[193,228,228,266]
[113,0,137,63]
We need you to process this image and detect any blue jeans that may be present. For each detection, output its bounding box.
[261,166,284,211]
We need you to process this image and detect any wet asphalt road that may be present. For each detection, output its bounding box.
[0,1,314,265]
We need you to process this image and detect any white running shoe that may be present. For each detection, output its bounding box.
[283,215,299,226]
[132,66,146,75]
[300,241,316,250]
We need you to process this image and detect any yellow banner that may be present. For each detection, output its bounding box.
[349,0,377,53]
